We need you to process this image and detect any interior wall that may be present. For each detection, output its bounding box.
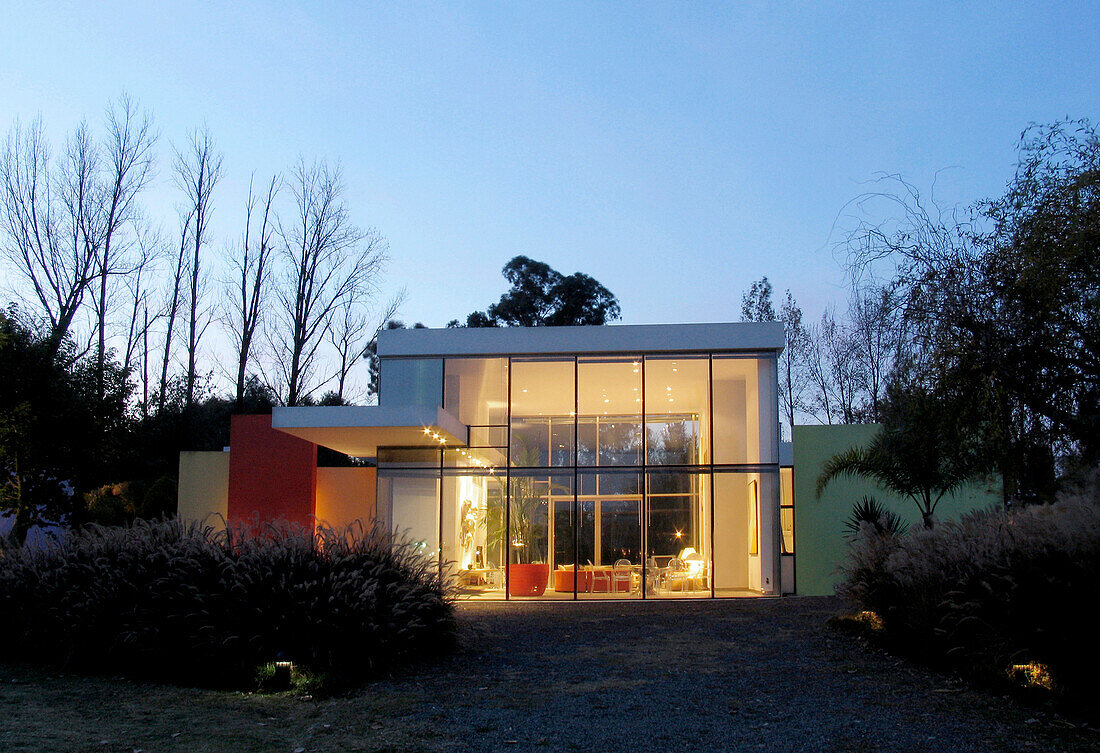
[442,473,501,570]
[756,471,779,593]
[712,357,773,465]
[712,473,749,590]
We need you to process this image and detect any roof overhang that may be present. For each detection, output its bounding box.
[271,405,467,457]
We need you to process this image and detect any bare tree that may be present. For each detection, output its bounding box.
[777,290,810,440]
[120,221,161,378]
[741,277,811,439]
[90,95,156,397]
[805,310,840,424]
[173,127,223,409]
[824,310,861,423]
[141,303,151,417]
[328,292,403,404]
[272,158,388,406]
[224,174,279,412]
[158,208,193,414]
[848,283,906,422]
[0,118,101,355]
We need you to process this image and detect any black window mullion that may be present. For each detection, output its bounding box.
[504,357,512,601]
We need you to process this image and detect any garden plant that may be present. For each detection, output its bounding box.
[0,518,455,690]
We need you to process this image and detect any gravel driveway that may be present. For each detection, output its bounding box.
[1,596,1096,752]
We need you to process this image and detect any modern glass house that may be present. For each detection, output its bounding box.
[179,322,788,599]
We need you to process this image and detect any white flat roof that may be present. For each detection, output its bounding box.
[378,321,785,358]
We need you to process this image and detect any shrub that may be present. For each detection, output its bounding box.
[0,518,455,689]
[838,480,1100,713]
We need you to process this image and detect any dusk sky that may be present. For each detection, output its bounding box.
[3,2,1098,328]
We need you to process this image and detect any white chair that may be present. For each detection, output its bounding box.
[588,560,611,594]
[645,556,663,595]
[612,559,633,594]
[663,557,688,592]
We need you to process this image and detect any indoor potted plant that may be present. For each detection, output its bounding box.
[487,444,561,596]
[505,473,551,596]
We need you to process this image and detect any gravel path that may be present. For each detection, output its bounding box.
[1,596,1097,752]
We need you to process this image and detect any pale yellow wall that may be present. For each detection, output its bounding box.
[315,467,377,531]
[177,451,230,527]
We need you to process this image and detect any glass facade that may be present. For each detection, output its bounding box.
[378,352,781,599]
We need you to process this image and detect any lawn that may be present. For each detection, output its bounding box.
[1,596,1096,753]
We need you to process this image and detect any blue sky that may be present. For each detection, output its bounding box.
[3,2,1098,327]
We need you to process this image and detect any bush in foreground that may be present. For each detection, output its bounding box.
[0,518,455,689]
[838,479,1100,714]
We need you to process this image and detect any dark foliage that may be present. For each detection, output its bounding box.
[853,119,1100,496]
[462,255,621,328]
[0,518,455,689]
[817,377,987,527]
[1,307,131,541]
[122,375,277,495]
[839,483,1100,717]
[843,496,908,539]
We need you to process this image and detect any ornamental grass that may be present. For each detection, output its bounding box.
[0,518,454,689]
[839,477,1100,715]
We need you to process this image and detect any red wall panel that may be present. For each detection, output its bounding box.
[227,414,316,528]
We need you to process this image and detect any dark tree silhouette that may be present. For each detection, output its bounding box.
[463,256,620,327]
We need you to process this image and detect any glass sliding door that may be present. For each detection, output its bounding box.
[577,471,642,599]
[377,466,441,563]
[712,470,780,596]
[645,470,711,598]
[442,465,506,600]
[508,471,573,599]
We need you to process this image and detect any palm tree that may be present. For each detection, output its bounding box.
[816,380,984,528]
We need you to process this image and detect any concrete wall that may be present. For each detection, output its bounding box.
[792,424,1002,596]
[178,451,230,526]
[315,467,377,530]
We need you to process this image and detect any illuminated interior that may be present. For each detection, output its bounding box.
[377,352,780,599]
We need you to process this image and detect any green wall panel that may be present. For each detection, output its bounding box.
[791,424,1002,596]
